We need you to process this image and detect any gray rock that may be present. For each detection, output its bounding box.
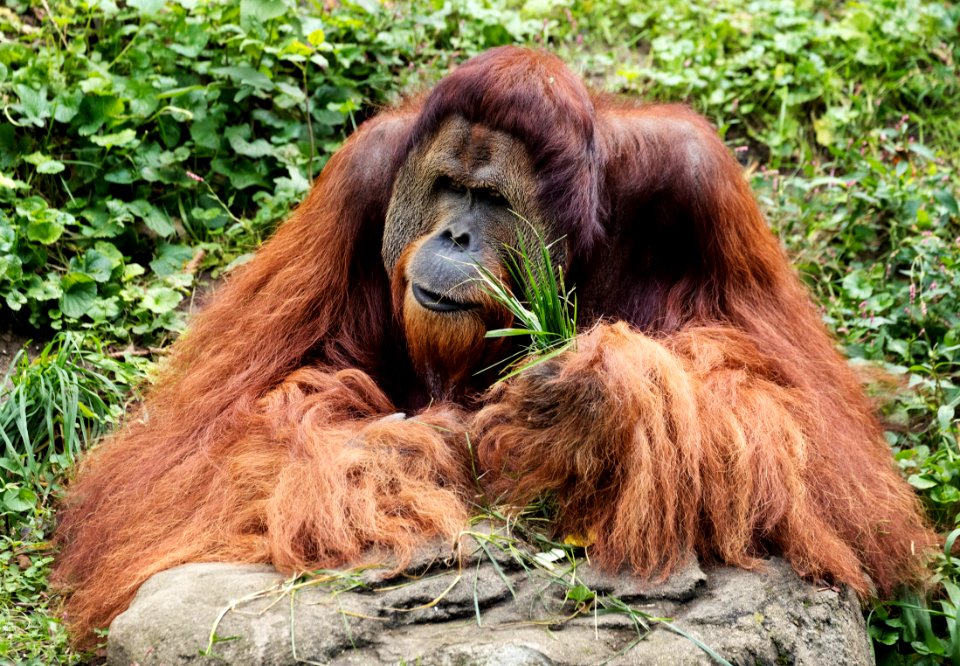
[108,556,872,666]
[574,557,707,603]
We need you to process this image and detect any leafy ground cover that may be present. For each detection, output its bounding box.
[0,0,957,663]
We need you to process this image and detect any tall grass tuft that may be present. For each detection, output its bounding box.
[471,222,578,380]
[0,333,138,529]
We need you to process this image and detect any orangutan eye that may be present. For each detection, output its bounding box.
[436,176,467,195]
[474,187,507,206]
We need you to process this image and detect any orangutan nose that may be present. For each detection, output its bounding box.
[435,217,482,254]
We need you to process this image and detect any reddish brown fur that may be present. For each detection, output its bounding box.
[475,324,930,594]
[54,47,935,645]
[392,242,512,397]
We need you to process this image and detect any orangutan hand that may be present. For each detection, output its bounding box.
[471,324,638,499]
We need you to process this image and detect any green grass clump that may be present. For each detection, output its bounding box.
[473,228,578,380]
[0,333,138,664]
[0,333,139,532]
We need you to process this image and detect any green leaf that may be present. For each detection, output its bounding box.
[13,84,52,127]
[935,190,959,217]
[77,249,115,282]
[94,241,125,269]
[565,584,595,603]
[907,474,939,490]
[90,128,138,148]
[37,159,65,174]
[225,125,276,158]
[24,151,49,165]
[104,168,135,184]
[190,118,221,150]
[150,243,195,277]
[142,286,183,314]
[128,199,175,237]
[25,275,61,301]
[88,296,121,322]
[870,629,899,646]
[211,66,274,91]
[25,151,66,174]
[813,115,835,147]
[0,458,20,474]
[0,255,22,281]
[124,263,146,280]
[908,144,936,161]
[210,157,265,189]
[240,0,289,22]
[77,95,125,135]
[842,271,873,299]
[168,24,210,57]
[127,0,166,13]
[224,253,254,272]
[485,328,541,338]
[53,88,83,123]
[60,273,97,318]
[26,218,65,244]
[0,171,28,190]
[939,405,956,433]
[5,289,26,311]
[3,487,37,513]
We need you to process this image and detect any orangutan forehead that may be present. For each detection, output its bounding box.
[423,116,533,184]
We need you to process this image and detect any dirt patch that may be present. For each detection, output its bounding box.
[1,330,44,382]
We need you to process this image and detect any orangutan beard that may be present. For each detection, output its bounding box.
[392,251,512,400]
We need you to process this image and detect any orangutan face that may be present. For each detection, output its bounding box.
[383,116,559,309]
[382,117,563,394]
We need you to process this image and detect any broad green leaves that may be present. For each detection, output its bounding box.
[2,486,37,513]
[240,0,289,23]
[23,153,65,175]
[12,86,52,128]
[2,0,490,342]
[0,1,958,664]
[128,200,175,237]
[211,66,275,91]
[142,285,183,313]
[59,274,96,319]
[90,129,138,148]
[25,219,64,245]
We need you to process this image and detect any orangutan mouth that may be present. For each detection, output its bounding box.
[412,283,475,313]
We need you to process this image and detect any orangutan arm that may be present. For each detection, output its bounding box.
[53,113,482,641]
[473,322,932,595]
[53,365,473,643]
[240,367,474,571]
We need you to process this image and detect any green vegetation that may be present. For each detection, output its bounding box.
[0,0,957,662]
[476,224,578,379]
[1,333,139,531]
